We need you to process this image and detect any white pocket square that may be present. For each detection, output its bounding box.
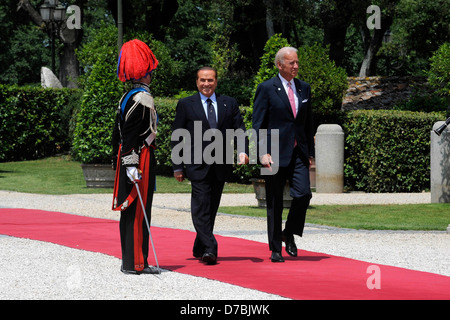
[302,99,309,103]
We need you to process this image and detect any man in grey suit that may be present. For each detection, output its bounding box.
[252,47,315,262]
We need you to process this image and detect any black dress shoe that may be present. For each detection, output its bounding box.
[120,265,160,275]
[271,251,284,262]
[120,267,140,275]
[201,252,217,265]
[283,233,298,257]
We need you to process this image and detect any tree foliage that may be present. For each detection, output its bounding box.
[427,42,450,100]
[2,0,449,87]
[380,0,450,76]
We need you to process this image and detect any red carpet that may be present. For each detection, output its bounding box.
[1,208,449,300]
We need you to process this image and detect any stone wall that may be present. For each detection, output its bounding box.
[342,76,428,111]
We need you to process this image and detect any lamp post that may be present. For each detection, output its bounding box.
[118,0,123,52]
[39,0,67,73]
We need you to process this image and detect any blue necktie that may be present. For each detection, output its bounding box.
[207,98,217,129]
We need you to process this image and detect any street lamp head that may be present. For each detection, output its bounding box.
[383,30,393,44]
[39,3,53,22]
[53,5,66,22]
[40,1,66,23]
[39,0,66,74]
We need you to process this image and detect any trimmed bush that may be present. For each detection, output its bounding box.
[297,44,348,114]
[71,40,123,164]
[0,85,80,161]
[343,110,443,192]
[152,97,178,175]
[250,34,290,106]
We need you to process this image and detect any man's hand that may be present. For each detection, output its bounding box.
[174,170,185,182]
[238,153,249,165]
[126,167,141,182]
[260,154,273,172]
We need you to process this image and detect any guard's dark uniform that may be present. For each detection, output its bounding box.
[112,83,157,273]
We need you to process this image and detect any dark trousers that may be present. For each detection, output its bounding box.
[265,147,312,252]
[119,150,155,271]
[190,166,225,257]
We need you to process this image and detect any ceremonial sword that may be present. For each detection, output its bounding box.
[133,179,161,274]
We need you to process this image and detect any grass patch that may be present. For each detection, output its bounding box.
[0,156,95,195]
[218,204,450,231]
[0,156,252,194]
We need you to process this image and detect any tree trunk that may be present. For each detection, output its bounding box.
[358,25,390,77]
[59,38,80,88]
[358,6,394,77]
[263,0,275,39]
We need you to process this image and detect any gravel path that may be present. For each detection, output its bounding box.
[0,190,448,300]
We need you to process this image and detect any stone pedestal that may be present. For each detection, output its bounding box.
[315,124,344,193]
[430,122,450,203]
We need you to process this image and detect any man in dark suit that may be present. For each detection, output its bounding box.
[171,67,248,265]
[252,47,315,262]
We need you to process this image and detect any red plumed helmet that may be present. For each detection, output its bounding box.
[117,39,159,82]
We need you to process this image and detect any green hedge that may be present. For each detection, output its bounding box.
[153,97,178,175]
[0,85,81,161]
[343,110,443,192]
[0,84,444,193]
[71,50,123,164]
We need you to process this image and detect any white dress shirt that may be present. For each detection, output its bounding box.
[199,92,218,123]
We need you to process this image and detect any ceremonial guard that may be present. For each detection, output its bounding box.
[112,39,159,274]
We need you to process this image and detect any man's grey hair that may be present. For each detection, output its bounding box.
[274,47,298,66]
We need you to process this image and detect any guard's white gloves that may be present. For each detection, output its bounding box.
[126,167,141,182]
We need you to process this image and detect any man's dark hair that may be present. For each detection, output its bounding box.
[196,66,217,79]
